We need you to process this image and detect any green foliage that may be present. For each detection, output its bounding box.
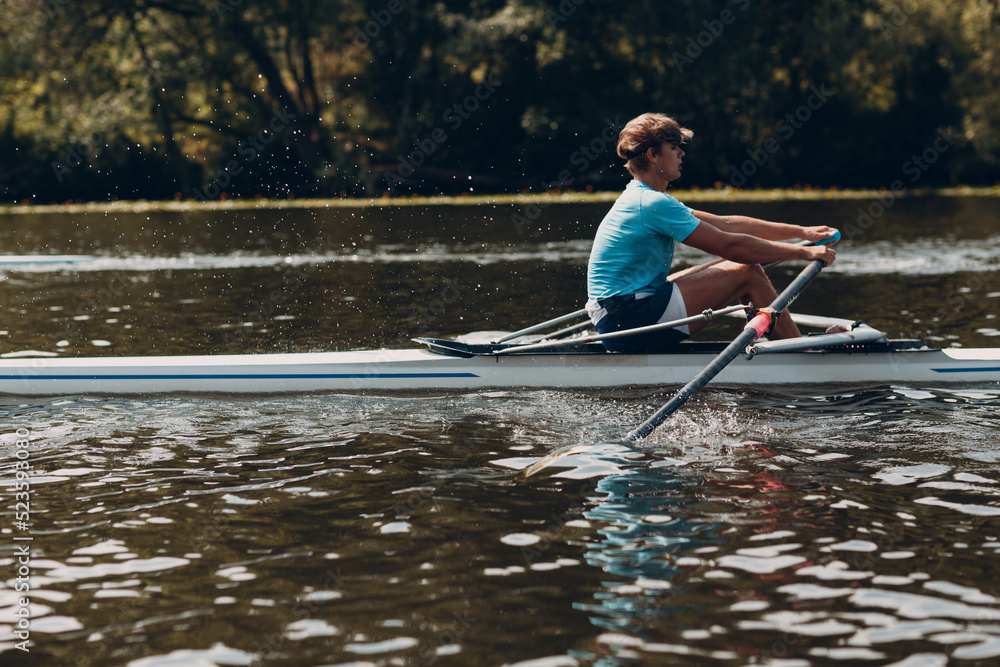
[0,0,996,203]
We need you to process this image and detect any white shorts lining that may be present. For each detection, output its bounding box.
[656,283,689,334]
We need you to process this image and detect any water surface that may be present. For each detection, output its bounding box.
[1,195,999,666]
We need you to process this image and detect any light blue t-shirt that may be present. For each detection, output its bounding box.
[587,180,701,300]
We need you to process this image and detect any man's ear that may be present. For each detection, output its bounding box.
[645,144,660,160]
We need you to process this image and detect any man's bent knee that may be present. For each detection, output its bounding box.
[742,262,769,282]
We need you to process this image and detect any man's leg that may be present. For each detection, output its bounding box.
[670,260,802,339]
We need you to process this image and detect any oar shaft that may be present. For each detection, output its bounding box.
[626,259,826,440]
[492,309,588,343]
[627,328,759,441]
[494,304,747,355]
[770,259,826,312]
[543,320,593,340]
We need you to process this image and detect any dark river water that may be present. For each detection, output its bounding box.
[1,195,1000,666]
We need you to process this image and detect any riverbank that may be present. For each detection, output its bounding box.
[3,185,999,215]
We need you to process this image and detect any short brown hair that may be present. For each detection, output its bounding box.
[617,113,694,176]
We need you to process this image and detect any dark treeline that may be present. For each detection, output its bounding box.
[1,0,997,204]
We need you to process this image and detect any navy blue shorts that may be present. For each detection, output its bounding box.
[596,282,689,353]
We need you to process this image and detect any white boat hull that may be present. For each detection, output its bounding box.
[1,344,999,395]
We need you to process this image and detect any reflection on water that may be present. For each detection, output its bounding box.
[3,372,1000,665]
[0,196,998,666]
[514,404,1000,666]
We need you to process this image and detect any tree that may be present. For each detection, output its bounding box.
[0,0,996,203]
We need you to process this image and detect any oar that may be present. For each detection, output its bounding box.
[491,309,588,343]
[625,258,828,441]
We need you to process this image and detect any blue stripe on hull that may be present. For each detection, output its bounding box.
[931,367,1000,373]
[0,373,480,381]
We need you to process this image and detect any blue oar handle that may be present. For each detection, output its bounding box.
[810,229,839,267]
[815,229,840,246]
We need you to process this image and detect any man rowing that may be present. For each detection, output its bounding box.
[586,112,838,352]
